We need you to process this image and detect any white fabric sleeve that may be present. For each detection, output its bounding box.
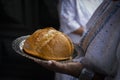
[59,0,82,34]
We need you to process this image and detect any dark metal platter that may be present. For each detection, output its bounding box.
[12,35,80,63]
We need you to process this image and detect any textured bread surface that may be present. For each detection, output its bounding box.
[23,27,74,60]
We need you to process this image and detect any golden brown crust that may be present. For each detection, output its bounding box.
[23,27,74,61]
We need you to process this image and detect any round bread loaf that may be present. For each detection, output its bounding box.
[23,27,74,61]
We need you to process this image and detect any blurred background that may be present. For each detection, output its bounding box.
[0,0,59,80]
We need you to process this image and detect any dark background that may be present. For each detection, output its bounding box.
[0,0,59,80]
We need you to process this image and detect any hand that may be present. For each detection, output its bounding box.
[72,26,84,36]
[34,60,83,77]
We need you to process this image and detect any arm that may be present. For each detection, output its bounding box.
[72,27,84,36]
[59,0,84,36]
[34,59,84,77]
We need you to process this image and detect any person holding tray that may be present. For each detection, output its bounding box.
[34,0,120,80]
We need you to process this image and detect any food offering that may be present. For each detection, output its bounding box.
[12,27,77,62]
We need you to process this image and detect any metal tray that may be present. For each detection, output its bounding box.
[12,35,81,63]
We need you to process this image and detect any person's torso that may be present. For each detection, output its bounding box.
[84,1,120,77]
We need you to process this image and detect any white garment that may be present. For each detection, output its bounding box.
[55,0,103,80]
[55,1,120,80]
[59,0,103,43]
[55,0,120,80]
[81,0,120,80]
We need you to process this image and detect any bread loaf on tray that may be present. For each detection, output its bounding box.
[23,27,74,61]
